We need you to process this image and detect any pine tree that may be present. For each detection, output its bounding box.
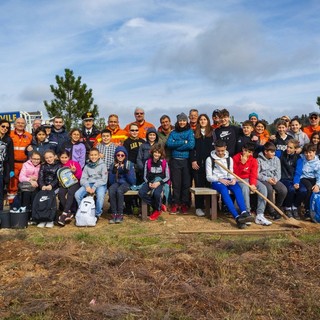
[317,96,320,109]
[44,69,99,131]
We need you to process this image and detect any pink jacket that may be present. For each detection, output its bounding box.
[19,160,41,182]
[63,159,82,181]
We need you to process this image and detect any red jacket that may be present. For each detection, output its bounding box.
[233,152,258,186]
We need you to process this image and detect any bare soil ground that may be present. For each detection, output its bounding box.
[1,210,320,319]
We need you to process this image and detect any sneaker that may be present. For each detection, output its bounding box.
[195,208,205,217]
[236,220,247,229]
[37,222,46,228]
[270,211,282,220]
[292,209,300,220]
[109,215,117,224]
[28,220,37,226]
[115,215,123,224]
[10,207,20,213]
[65,213,74,222]
[304,210,311,221]
[255,214,272,226]
[180,204,189,214]
[45,221,54,228]
[161,204,167,212]
[149,210,161,221]
[58,213,67,226]
[20,206,27,213]
[237,211,255,224]
[285,209,293,218]
[170,204,179,214]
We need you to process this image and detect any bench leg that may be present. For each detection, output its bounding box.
[210,194,218,220]
[141,200,148,221]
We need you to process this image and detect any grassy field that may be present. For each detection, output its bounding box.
[1,213,320,319]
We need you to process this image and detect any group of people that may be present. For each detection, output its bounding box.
[0,106,320,229]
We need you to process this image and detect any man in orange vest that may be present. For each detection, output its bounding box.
[95,114,128,146]
[303,111,320,138]
[124,107,155,140]
[8,118,33,203]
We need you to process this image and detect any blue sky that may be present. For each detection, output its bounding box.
[1,0,319,127]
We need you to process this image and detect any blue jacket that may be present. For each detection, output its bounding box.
[166,128,195,159]
[296,155,320,186]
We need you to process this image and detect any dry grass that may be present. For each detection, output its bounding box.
[1,214,320,319]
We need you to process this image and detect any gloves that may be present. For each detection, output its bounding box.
[9,171,14,178]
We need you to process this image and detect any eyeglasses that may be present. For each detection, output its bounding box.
[130,129,139,132]
[1,125,9,129]
[116,154,125,157]
[135,112,144,115]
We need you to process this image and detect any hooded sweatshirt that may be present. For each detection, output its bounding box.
[108,146,136,186]
[80,158,108,191]
[136,127,159,171]
[19,159,41,183]
[206,150,234,182]
[257,152,281,182]
[297,154,320,186]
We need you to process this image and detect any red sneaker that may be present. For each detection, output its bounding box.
[149,210,161,221]
[170,204,178,214]
[161,204,167,212]
[180,204,189,214]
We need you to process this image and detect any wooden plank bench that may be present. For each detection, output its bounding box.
[124,190,148,221]
[190,187,219,220]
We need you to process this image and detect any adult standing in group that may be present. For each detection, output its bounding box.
[81,112,100,152]
[166,112,195,214]
[95,114,128,146]
[48,116,70,155]
[124,107,155,140]
[189,109,199,131]
[303,112,320,139]
[0,119,14,210]
[157,115,174,160]
[31,119,42,135]
[7,118,32,204]
[211,109,221,129]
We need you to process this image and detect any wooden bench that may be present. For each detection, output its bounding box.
[190,187,219,220]
[124,190,148,221]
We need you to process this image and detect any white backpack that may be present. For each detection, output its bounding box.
[75,196,97,227]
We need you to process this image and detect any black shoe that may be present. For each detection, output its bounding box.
[237,212,254,224]
[236,220,247,229]
[285,209,293,218]
[292,209,300,220]
[304,210,311,221]
[270,211,282,221]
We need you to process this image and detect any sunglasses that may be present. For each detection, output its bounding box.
[310,116,318,120]
[281,119,289,122]
[135,112,144,115]
[116,154,125,157]
[1,125,9,129]
[130,129,139,132]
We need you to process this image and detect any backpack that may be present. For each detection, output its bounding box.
[75,196,97,227]
[32,190,57,222]
[57,167,78,188]
[147,158,171,185]
[310,192,320,223]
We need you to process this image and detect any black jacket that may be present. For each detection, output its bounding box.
[38,161,61,189]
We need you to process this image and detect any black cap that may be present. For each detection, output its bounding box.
[212,109,220,117]
[82,112,94,120]
[309,111,319,118]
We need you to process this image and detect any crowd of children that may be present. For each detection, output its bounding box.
[2,108,320,230]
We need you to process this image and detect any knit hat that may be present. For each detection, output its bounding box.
[177,112,188,122]
[146,127,158,142]
[248,112,259,120]
[114,146,128,159]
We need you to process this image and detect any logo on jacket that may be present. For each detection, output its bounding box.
[220,131,231,138]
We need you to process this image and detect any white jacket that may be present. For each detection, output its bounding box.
[206,150,234,183]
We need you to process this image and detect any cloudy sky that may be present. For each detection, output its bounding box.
[1,0,319,126]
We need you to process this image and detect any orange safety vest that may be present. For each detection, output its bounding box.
[10,130,33,162]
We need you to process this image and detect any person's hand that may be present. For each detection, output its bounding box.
[192,161,199,170]
[26,145,33,152]
[30,181,38,188]
[99,153,104,159]
[229,179,236,185]
[250,185,257,191]
[9,171,14,178]
[70,164,76,172]
[293,183,299,190]
[219,178,230,186]
[312,185,320,193]
[150,181,160,189]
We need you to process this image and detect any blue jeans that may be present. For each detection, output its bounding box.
[75,183,107,217]
[139,182,163,211]
[0,173,3,211]
[211,181,246,219]
[281,179,307,208]
[108,182,130,215]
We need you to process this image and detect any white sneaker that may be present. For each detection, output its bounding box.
[20,206,27,213]
[195,208,205,217]
[45,221,54,228]
[255,214,272,226]
[37,222,46,228]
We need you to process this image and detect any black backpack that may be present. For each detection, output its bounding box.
[32,190,57,222]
